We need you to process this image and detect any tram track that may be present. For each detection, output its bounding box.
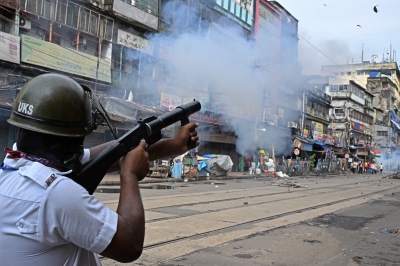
[141,184,400,251]
[145,181,380,223]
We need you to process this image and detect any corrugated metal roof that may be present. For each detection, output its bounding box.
[107,97,165,115]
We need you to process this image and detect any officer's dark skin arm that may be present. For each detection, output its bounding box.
[89,123,199,172]
[98,124,199,262]
[100,141,148,262]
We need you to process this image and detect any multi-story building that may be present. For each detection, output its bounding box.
[0,0,303,166]
[321,60,400,161]
[325,78,374,160]
[255,0,303,157]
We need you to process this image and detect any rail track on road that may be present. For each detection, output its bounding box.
[99,175,400,265]
[141,183,400,251]
[143,178,391,222]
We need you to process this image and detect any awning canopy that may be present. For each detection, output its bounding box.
[294,134,326,149]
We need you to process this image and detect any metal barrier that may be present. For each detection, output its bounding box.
[273,158,353,177]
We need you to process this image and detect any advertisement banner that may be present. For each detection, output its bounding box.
[351,120,365,132]
[311,121,323,140]
[303,128,309,138]
[0,32,20,64]
[160,92,182,111]
[21,35,111,83]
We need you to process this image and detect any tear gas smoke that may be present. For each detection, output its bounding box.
[127,2,301,156]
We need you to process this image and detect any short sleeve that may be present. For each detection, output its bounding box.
[81,149,91,164]
[38,177,118,253]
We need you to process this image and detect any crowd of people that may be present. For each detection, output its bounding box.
[350,160,384,174]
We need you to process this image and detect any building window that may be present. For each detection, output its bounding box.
[334,108,345,115]
[377,131,388,136]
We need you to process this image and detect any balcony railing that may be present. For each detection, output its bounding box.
[2,0,114,39]
[305,106,329,121]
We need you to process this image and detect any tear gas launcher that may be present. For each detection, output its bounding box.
[68,100,201,194]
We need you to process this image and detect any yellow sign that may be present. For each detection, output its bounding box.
[21,35,111,83]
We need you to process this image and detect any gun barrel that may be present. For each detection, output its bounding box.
[147,100,201,134]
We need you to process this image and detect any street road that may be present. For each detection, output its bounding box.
[96,173,400,266]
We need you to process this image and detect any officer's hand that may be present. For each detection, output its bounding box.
[120,141,149,181]
[173,122,199,154]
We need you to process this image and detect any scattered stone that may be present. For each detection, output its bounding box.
[352,256,363,265]
[244,202,248,205]
[303,239,322,243]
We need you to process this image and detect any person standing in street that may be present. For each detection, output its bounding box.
[0,73,199,265]
[379,163,384,173]
[358,160,364,174]
[370,162,375,174]
[351,160,357,174]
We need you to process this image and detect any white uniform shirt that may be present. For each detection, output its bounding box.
[0,147,118,266]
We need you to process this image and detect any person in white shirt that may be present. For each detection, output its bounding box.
[380,163,384,173]
[0,74,199,265]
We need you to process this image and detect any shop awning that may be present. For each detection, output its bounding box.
[294,134,326,149]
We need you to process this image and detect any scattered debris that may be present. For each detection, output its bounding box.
[303,239,322,244]
[379,227,400,236]
[357,25,362,27]
[352,256,363,265]
[373,5,378,13]
[244,202,248,205]
[275,181,308,188]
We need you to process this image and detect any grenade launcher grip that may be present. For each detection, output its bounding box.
[68,100,201,194]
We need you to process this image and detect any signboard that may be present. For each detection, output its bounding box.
[21,35,111,83]
[160,92,182,111]
[293,148,300,156]
[351,120,365,133]
[190,111,229,126]
[303,144,313,151]
[117,29,153,55]
[311,121,323,140]
[0,32,20,64]
[263,107,273,123]
[303,128,309,138]
[345,154,349,158]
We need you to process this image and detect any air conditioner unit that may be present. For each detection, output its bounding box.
[288,122,298,129]
[19,17,31,29]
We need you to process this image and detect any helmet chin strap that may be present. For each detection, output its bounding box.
[17,128,84,173]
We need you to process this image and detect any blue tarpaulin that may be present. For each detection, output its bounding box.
[294,134,333,158]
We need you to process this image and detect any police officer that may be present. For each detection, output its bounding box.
[0,73,199,265]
